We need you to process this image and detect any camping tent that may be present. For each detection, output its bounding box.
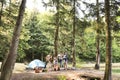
[27,59,45,69]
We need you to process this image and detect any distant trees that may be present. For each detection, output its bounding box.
[23,12,52,61]
[0,0,21,62]
[0,0,120,68]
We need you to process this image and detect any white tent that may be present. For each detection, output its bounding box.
[27,59,45,69]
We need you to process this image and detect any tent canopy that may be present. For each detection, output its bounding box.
[27,59,45,69]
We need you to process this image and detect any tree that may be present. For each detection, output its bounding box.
[24,12,52,61]
[0,0,5,25]
[72,0,76,67]
[95,0,100,70]
[0,0,26,80]
[104,0,112,79]
[54,0,60,57]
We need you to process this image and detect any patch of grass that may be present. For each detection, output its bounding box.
[76,63,82,68]
[112,69,120,73]
[75,57,86,68]
[100,68,120,75]
[57,75,66,80]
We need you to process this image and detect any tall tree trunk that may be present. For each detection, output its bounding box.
[72,0,76,67]
[41,53,43,61]
[104,0,112,80]
[54,0,60,57]
[0,0,26,80]
[0,0,4,71]
[32,52,34,60]
[0,0,4,25]
[8,0,11,16]
[95,0,100,70]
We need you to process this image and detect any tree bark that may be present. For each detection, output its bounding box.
[72,0,76,67]
[54,0,60,57]
[0,0,4,25]
[8,0,11,16]
[95,0,100,70]
[0,0,26,80]
[104,0,112,80]
[0,0,6,69]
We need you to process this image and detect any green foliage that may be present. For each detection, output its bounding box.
[22,11,54,61]
[116,16,120,23]
[0,33,9,60]
[116,8,120,23]
[0,1,19,61]
[112,69,120,73]
[1,0,120,63]
[112,37,120,62]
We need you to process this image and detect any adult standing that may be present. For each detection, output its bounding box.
[63,53,68,70]
[58,53,63,68]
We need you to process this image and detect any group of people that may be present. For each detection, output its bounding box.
[45,53,68,71]
[53,53,68,70]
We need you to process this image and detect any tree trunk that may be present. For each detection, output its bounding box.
[41,53,44,61]
[0,0,4,25]
[8,0,11,16]
[95,0,100,70]
[0,0,26,80]
[72,0,76,67]
[104,0,112,80]
[0,52,8,72]
[54,0,60,57]
[32,52,34,60]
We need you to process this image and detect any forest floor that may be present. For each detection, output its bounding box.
[0,62,120,80]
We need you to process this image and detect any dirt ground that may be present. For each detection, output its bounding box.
[1,62,120,80]
[12,63,87,80]
[11,67,120,80]
[10,62,120,73]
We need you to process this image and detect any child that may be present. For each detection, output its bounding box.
[53,57,60,71]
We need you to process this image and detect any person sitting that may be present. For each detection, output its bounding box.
[45,55,53,71]
[53,57,60,71]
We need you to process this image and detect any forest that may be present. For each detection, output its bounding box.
[0,0,120,80]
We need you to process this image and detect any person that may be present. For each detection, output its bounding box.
[53,57,60,71]
[63,53,68,70]
[57,54,63,68]
[46,60,53,71]
[45,55,53,71]
[46,55,52,62]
